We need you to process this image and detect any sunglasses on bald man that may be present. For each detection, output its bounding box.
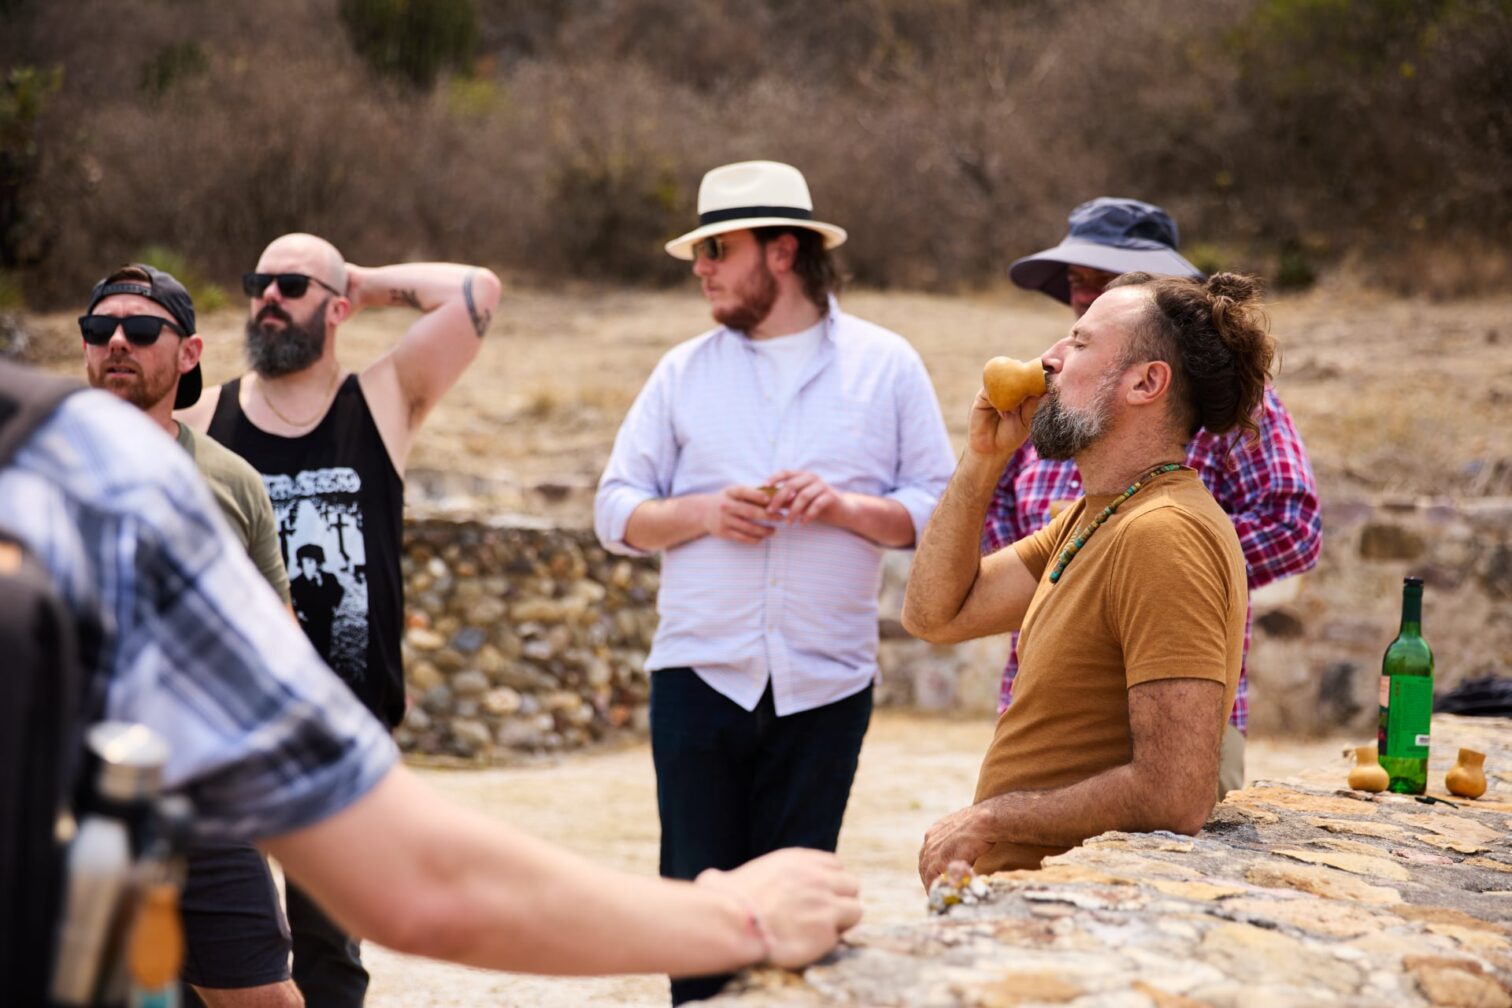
[78,315,185,346]
[242,272,344,299]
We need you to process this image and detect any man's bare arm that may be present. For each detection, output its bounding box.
[351,262,502,448]
[264,766,860,976]
[903,390,1043,642]
[917,677,1225,884]
[901,448,1041,642]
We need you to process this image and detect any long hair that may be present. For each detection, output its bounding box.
[753,226,843,310]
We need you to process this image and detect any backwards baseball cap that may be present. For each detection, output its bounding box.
[1008,197,1204,305]
[86,263,201,409]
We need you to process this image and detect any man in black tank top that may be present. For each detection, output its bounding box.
[181,232,501,1007]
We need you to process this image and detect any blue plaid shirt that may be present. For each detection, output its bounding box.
[0,389,395,841]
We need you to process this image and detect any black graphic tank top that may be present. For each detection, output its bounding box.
[209,376,406,727]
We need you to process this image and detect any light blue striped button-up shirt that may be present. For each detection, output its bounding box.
[595,302,955,716]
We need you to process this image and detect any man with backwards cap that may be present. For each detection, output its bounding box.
[79,263,302,1006]
[985,198,1322,794]
[596,160,954,1004]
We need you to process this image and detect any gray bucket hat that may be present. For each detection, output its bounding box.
[1009,197,1203,305]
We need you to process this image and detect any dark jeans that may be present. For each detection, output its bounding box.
[650,669,873,1005]
[286,880,367,1006]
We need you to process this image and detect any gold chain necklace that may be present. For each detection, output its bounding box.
[257,370,341,428]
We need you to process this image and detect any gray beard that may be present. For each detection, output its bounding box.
[245,301,327,377]
[1029,384,1112,460]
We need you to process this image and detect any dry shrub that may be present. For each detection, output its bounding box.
[3,0,1508,305]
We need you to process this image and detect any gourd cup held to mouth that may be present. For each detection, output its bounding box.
[983,357,1047,412]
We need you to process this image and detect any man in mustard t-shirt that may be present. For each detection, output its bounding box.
[903,270,1275,882]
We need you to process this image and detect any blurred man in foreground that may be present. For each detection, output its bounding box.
[907,272,1272,882]
[984,199,1320,795]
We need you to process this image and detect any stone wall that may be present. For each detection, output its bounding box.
[396,519,658,759]
[710,714,1512,1007]
[396,493,1510,759]
[1245,495,1511,735]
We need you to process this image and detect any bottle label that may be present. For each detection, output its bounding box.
[1382,676,1432,758]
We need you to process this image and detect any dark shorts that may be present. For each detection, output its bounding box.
[178,841,292,989]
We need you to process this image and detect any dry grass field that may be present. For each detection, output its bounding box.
[28,277,1509,518]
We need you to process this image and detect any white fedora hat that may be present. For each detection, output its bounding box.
[665,160,848,260]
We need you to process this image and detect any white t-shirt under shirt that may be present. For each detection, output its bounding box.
[749,320,826,407]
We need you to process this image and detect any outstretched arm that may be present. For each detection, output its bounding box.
[918,677,1225,885]
[265,765,861,976]
[353,262,502,467]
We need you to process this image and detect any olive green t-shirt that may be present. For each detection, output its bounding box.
[973,467,1245,873]
[175,422,291,604]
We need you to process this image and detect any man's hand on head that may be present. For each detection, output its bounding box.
[703,486,779,544]
[918,804,996,890]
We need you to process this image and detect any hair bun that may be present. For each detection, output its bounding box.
[1205,272,1259,304]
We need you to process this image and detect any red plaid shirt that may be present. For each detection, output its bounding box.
[980,387,1321,732]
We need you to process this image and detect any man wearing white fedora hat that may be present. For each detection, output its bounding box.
[983,198,1322,796]
[596,160,954,1004]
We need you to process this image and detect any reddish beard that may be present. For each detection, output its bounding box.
[713,260,779,333]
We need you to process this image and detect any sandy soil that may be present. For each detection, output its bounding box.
[359,711,1355,1006]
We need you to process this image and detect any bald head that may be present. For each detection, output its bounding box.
[258,233,347,294]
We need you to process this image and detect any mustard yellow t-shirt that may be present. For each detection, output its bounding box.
[973,467,1245,872]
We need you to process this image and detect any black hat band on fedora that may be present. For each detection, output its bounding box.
[698,205,814,227]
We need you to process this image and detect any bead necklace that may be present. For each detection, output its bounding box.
[1048,463,1184,584]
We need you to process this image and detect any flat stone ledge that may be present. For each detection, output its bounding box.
[713,715,1512,1007]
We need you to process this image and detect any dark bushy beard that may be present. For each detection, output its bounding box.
[714,261,779,333]
[1029,376,1117,460]
[245,299,327,377]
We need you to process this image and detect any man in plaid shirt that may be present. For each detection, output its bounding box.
[984,198,1321,794]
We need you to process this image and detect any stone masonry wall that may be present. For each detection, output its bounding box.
[396,520,658,759]
[396,494,1509,760]
[710,714,1512,1008]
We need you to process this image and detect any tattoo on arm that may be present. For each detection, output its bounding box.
[463,270,492,339]
[390,288,423,310]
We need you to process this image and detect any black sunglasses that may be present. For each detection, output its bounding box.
[242,272,343,299]
[78,314,184,346]
[691,236,730,262]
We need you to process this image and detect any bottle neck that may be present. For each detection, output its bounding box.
[1399,586,1423,635]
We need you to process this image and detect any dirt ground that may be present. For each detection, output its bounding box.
[358,711,1354,1006]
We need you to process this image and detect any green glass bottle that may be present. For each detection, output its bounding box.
[1377,576,1434,794]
